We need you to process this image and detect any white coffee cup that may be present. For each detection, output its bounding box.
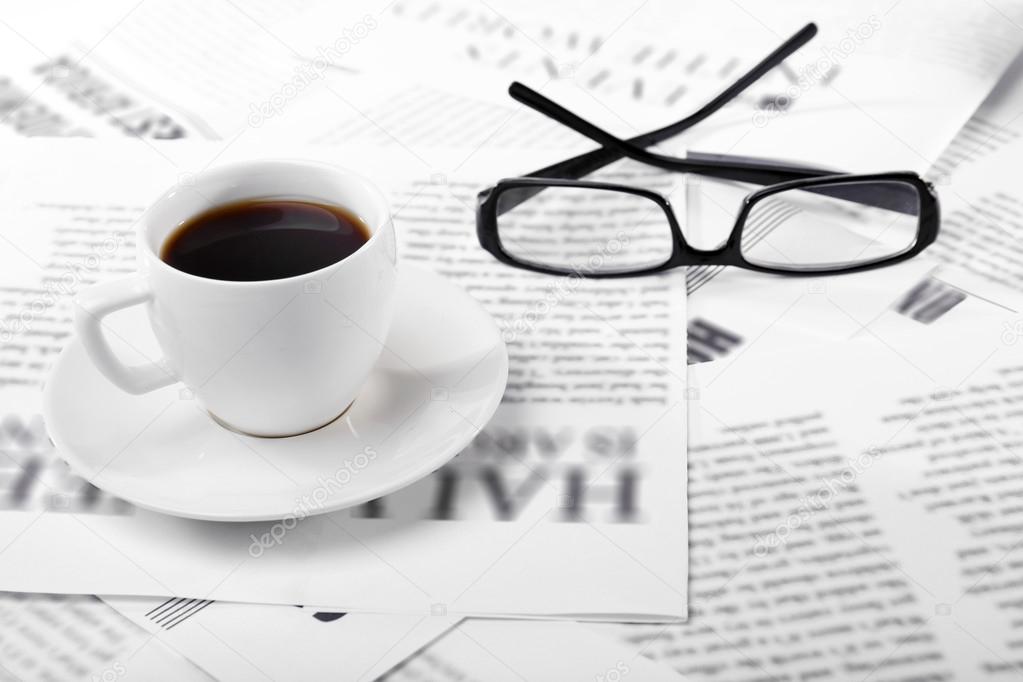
[74,160,398,437]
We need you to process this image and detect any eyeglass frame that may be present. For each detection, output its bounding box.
[479,171,938,279]
[475,23,940,279]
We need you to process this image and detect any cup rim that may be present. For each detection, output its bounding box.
[141,158,393,288]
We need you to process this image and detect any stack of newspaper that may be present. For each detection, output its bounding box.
[1,1,1023,679]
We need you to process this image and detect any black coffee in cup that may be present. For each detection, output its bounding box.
[161,199,371,281]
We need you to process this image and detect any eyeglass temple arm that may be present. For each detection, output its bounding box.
[509,85,923,215]
[507,85,924,214]
[524,22,819,182]
[510,81,835,186]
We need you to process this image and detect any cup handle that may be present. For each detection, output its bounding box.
[74,275,178,394]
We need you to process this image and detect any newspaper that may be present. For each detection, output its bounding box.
[282,0,1023,171]
[0,34,208,139]
[928,48,1023,183]
[2,1,1022,675]
[596,281,1023,680]
[13,0,1012,172]
[0,1,338,139]
[0,588,452,682]
[925,137,1023,295]
[0,138,687,620]
[377,618,684,681]
[102,596,456,682]
[0,591,210,681]
[102,597,686,682]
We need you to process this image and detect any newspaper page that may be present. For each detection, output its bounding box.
[378,618,684,681]
[0,30,209,140]
[0,138,687,620]
[597,288,1023,680]
[0,591,210,681]
[281,0,1023,171]
[102,595,457,682]
[926,136,1023,294]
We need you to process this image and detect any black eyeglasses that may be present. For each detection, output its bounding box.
[476,23,940,279]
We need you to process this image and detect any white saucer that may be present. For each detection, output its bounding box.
[43,265,508,522]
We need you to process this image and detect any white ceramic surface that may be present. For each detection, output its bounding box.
[45,266,508,522]
[74,159,398,437]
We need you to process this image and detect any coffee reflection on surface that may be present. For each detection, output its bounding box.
[161,199,371,281]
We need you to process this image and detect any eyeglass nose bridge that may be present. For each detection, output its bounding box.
[667,210,748,267]
[673,239,744,267]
